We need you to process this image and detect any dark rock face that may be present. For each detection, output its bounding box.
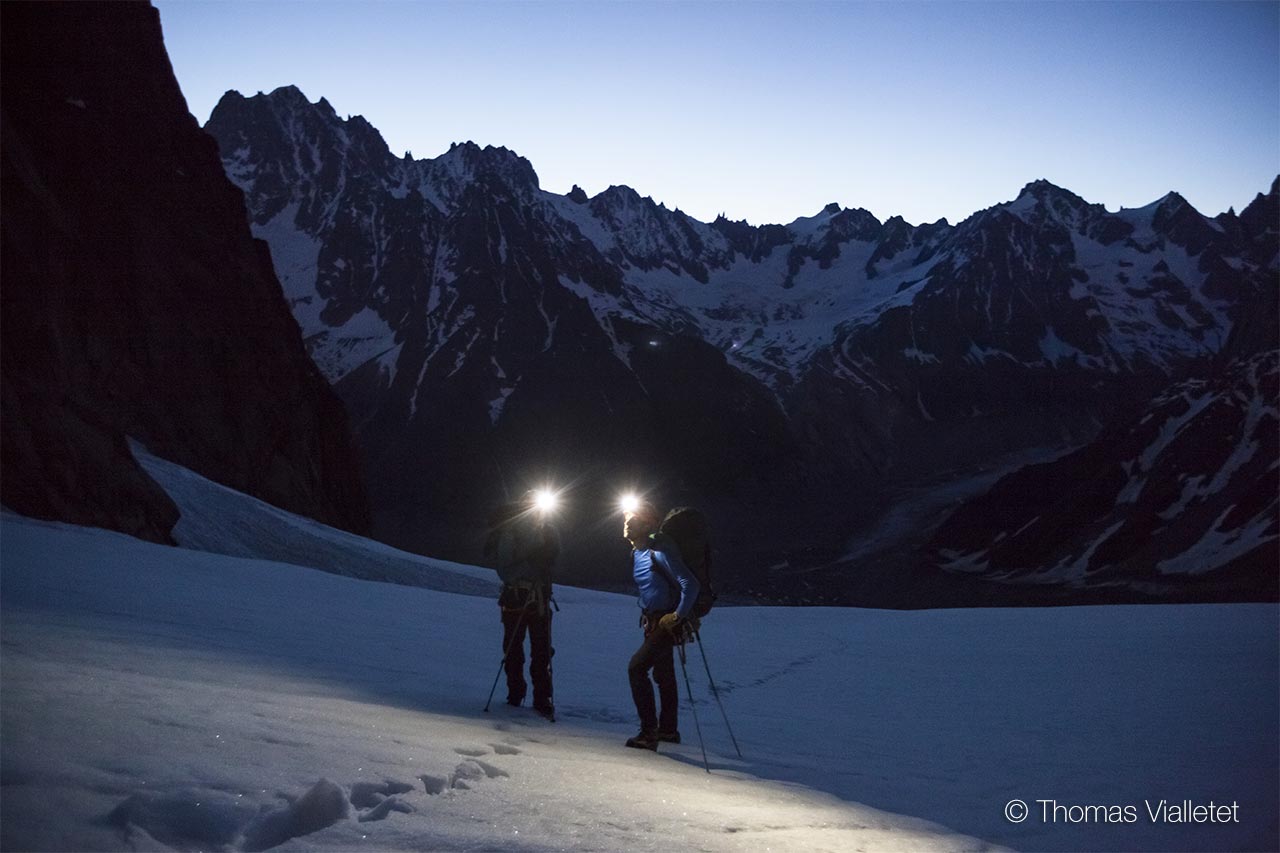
[0,2,370,541]
[206,84,1277,603]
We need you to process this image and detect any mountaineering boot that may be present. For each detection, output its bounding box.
[625,730,658,751]
[534,702,556,722]
[656,729,681,744]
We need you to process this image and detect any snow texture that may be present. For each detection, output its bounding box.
[1,454,1276,852]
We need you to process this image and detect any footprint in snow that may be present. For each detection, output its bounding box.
[347,779,418,825]
[448,758,509,790]
[356,796,413,823]
[349,780,415,809]
[111,763,530,850]
[108,778,357,851]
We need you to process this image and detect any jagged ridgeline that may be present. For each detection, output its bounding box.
[205,86,1278,603]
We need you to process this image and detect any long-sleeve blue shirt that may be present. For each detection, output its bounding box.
[632,536,701,619]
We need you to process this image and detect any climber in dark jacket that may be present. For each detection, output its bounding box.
[483,491,560,719]
[621,501,700,750]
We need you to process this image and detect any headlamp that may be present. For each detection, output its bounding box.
[532,489,559,514]
[619,493,640,514]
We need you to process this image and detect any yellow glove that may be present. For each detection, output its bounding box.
[658,612,683,635]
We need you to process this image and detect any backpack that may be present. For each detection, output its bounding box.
[483,508,558,615]
[656,506,716,619]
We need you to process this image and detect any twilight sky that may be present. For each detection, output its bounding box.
[155,0,1279,227]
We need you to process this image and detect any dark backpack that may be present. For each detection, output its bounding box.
[483,507,558,615]
[657,507,716,618]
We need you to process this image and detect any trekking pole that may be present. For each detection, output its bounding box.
[542,590,557,723]
[483,607,528,712]
[694,630,743,758]
[676,638,710,773]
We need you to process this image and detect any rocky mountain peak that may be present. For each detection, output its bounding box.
[268,83,311,104]
[589,184,660,227]
[829,205,882,239]
[207,85,400,225]
[593,183,646,206]
[436,140,540,192]
[1012,179,1090,214]
[210,87,393,163]
[1153,190,1189,214]
[1236,175,1279,268]
[1000,178,1111,238]
[1018,177,1074,197]
[1239,177,1278,225]
[1149,190,1223,255]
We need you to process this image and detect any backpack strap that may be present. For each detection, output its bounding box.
[647,533,682,594]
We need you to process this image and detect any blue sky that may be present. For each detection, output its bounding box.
[156,0,1279,227]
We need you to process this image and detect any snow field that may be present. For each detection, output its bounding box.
[1,515,993,852]
[1,450,1276,851]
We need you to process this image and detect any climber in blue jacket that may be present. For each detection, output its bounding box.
[620,500,700,751]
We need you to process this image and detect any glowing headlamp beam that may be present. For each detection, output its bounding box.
[532,489,559,514]
[619,493,640,514]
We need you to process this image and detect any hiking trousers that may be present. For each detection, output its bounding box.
[628,615,678,734]
[501,607,552,708]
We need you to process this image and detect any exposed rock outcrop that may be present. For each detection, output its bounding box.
[1,2,370,540]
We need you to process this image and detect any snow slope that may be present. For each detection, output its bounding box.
[131,443,496,596]
[2,458,1277,851]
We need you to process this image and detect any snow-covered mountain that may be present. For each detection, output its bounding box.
[3,454,1277,851]
[929,350,1278,598]
[205,86,1278,601]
